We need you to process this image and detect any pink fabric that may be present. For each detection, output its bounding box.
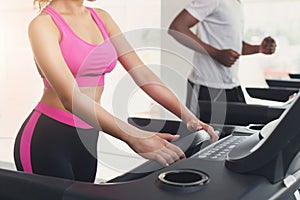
[20,111,41,173]
[42,5,118,88]
[35,102,93,129]
[19,102,93,173]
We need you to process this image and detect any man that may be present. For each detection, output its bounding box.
[168,0,276,115]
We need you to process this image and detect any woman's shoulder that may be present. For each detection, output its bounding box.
[29,12,55,31]
[90,7,114,24]
[28,12,60,40]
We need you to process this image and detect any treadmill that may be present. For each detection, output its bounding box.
[107,87,298,182]
[103,90,300,200]
[107,117,257,183]
[266,78,300,89]
[2,94,300,200]
[246,87,298,102]
[194,85,299,126]
[197,100,285,126]
[289,73,300,79]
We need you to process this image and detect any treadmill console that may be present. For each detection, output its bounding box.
[225,92,300,183]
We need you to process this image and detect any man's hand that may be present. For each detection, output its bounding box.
[260,36,276,54]
[211,49,240,67]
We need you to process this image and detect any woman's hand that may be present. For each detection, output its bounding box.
[186,118,219,143]
[127,132,186,167]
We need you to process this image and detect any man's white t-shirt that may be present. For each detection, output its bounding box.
[185,0,244,89]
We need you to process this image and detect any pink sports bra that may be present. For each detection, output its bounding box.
[42,5,118,88]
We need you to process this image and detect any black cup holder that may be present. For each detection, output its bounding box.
[156,169,209,193]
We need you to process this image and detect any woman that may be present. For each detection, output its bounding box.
[14,0,218,183]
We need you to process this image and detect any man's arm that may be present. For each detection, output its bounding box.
[242,41,260,55]
[169,10,240,68]
[242,37,276,55]
[169,10,217,55]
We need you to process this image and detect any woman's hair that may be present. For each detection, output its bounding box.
[33,0,51,10]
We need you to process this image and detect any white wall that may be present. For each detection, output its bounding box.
[0,2,40,166]
[161,0,193,114]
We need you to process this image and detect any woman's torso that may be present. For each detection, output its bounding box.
[37,4,117,113]
[41,87,104,113]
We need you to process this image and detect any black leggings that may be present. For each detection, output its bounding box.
[14,111,99,183]
[186,79,246,116]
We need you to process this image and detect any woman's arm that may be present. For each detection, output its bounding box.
[96,9,218,142]
[28,13,184,166]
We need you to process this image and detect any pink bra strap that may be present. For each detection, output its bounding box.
[43,5,109,41]
[86,7,109,40]
[42,5,68,35]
